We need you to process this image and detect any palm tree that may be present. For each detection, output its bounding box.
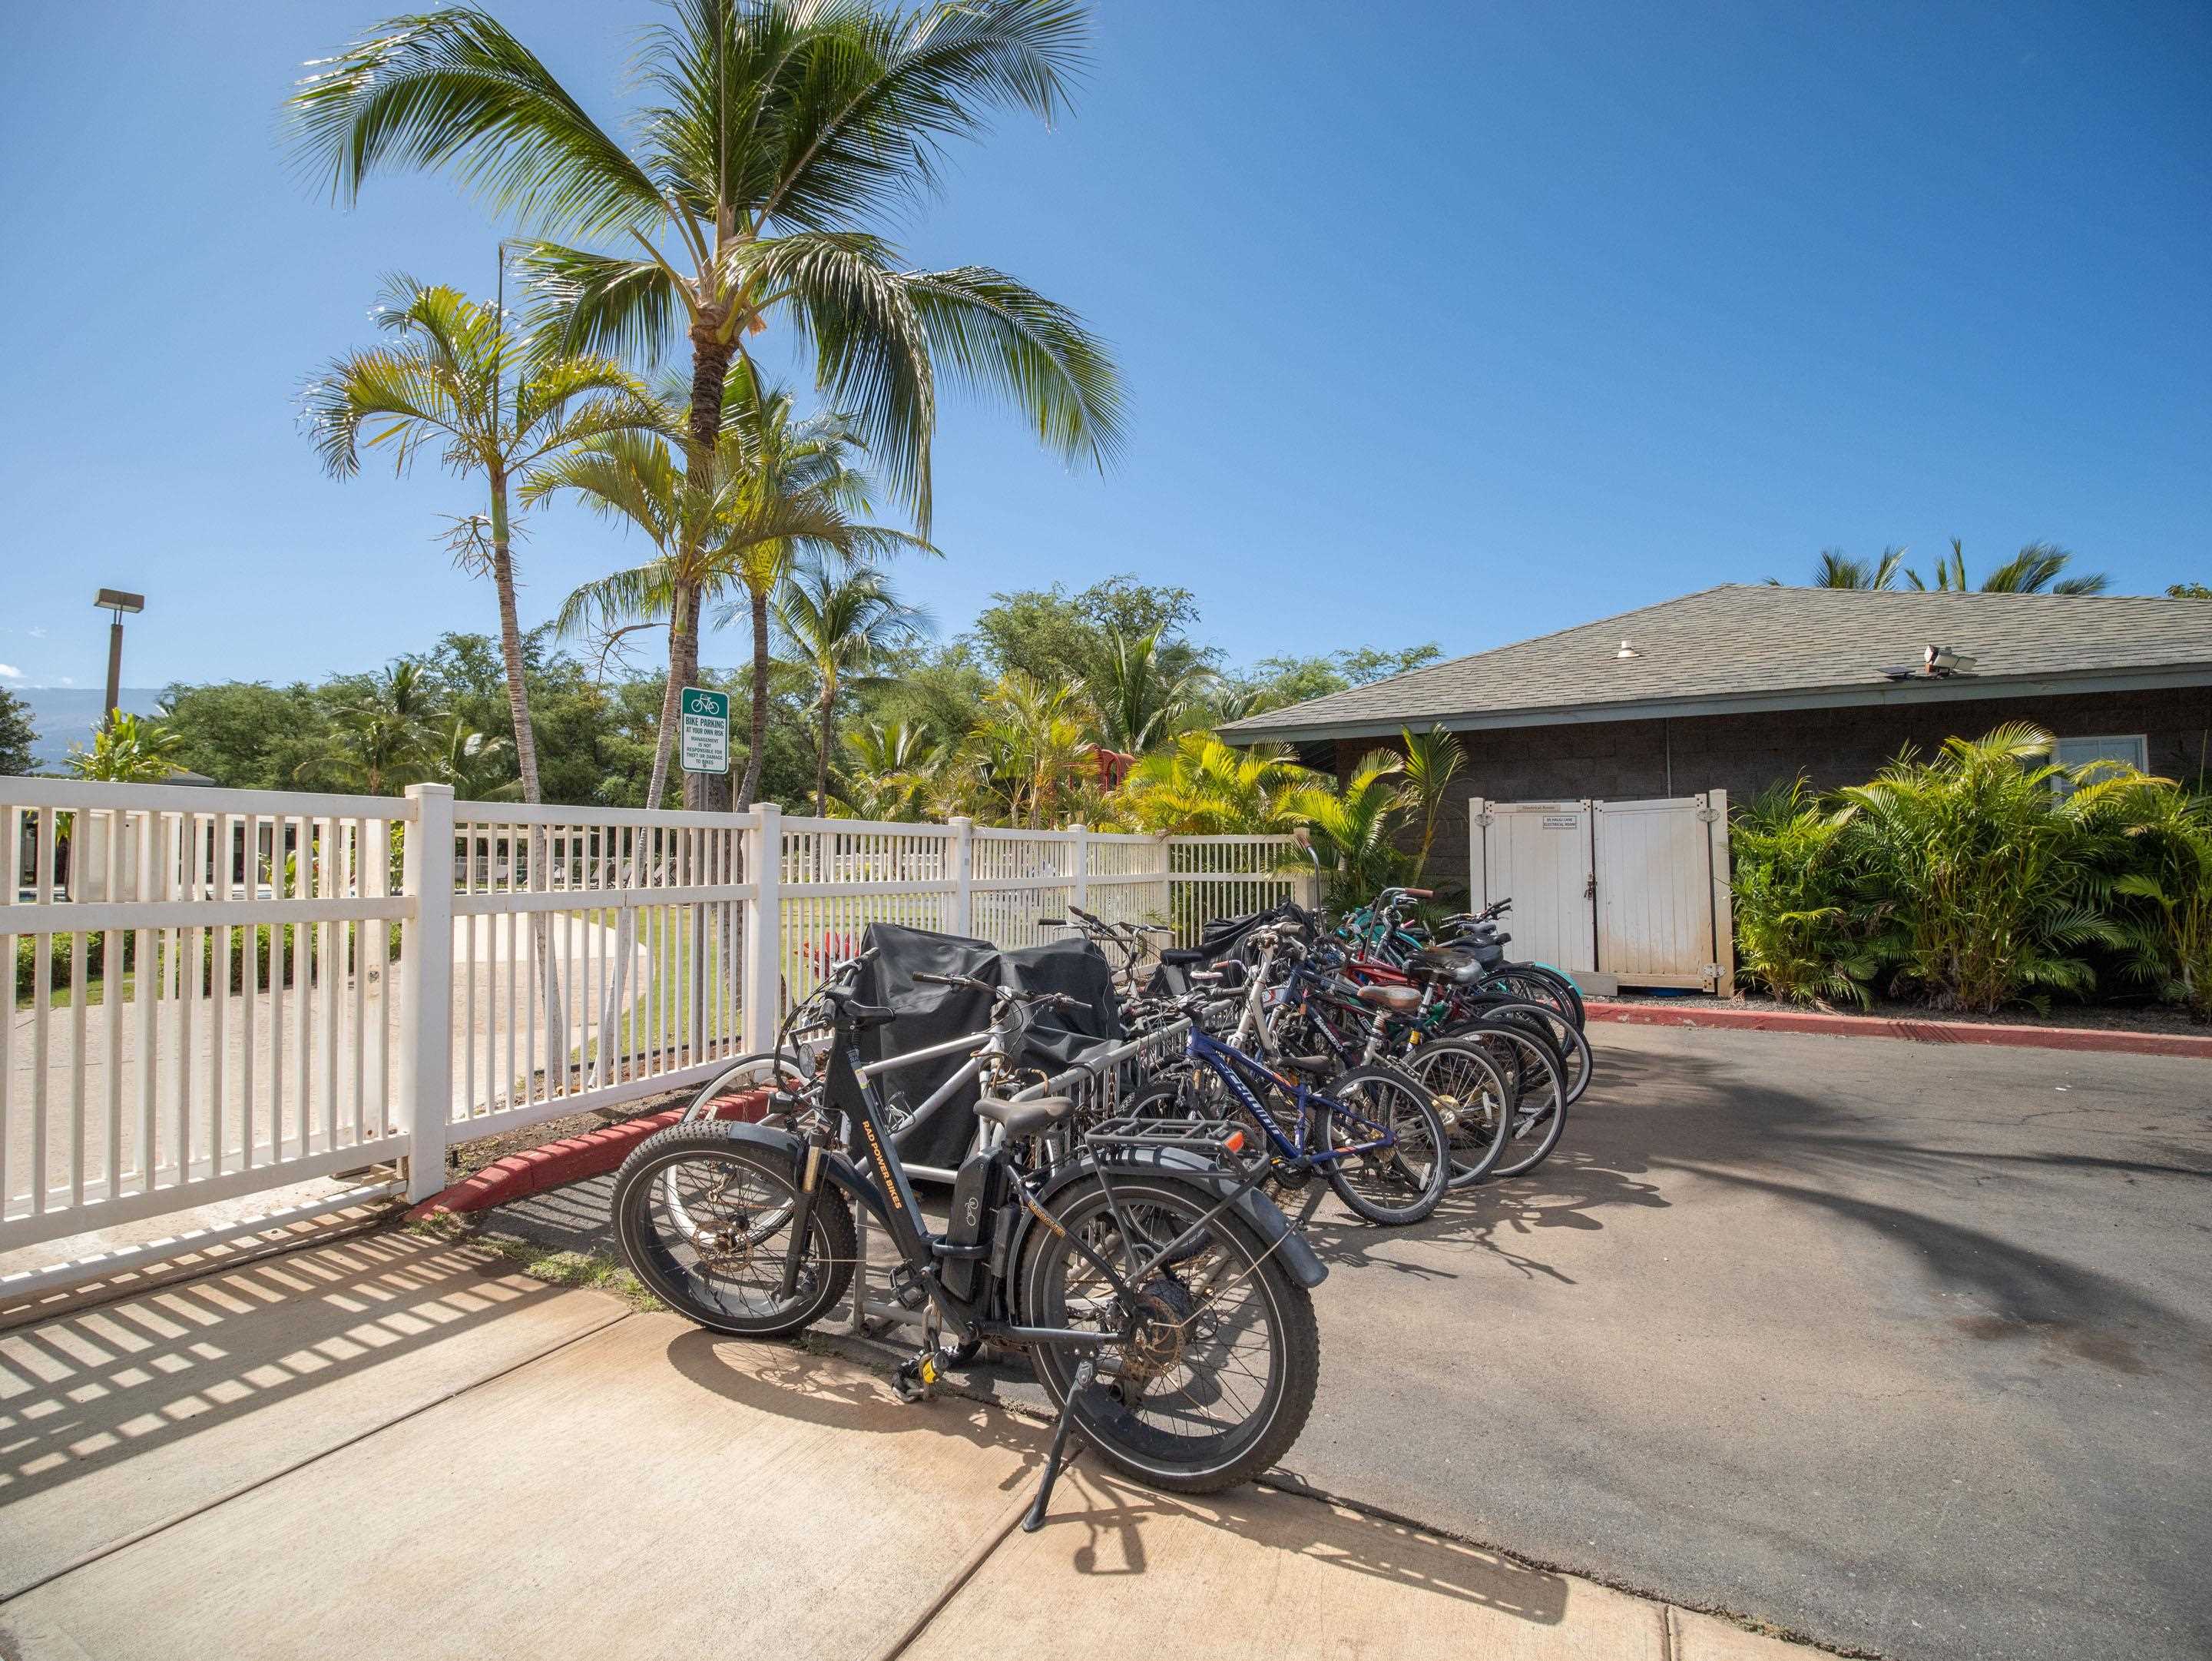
[965,674,1093,827]
[305,276,652,804]
[1286,752,1412,908]
[65,714,185,784]
[714,370,930,806]
[772,558,931,817]
[536,393,914,810]
[1087,627,1214,754]
[1907,539,2109,595]
[1765,546,1908,589]
[305,661,443,794]
[291,2,1124,807]
[1118,734,1319,834]
[1397,726,1463,885]
[838,720,945,820]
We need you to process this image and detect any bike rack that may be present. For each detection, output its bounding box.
[845,1017,1195,1334]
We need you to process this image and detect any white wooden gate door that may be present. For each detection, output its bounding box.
[1470,800,1596,973]
[1471,791,1734,992]
[1594,796,1723,989]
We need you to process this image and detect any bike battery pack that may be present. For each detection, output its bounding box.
[939,1150,1003,1302]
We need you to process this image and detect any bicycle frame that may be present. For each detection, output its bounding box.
[1182,1026,1397,1165]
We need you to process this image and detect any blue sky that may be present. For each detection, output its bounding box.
[2,0,2206,695]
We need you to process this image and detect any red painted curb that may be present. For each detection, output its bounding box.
[406,1088,773,1220]
[1587,1000,2212,1060]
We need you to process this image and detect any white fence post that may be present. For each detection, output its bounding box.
[949,816,974,937]
[742,802,782,1055]
[1071,824,1088,917]
[1707,788,1735,997]
[399,783,454,1203]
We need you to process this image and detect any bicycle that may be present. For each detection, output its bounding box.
[1129,953,1452,1225]
[610,980,1326,1527]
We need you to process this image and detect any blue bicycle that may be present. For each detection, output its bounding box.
[1130,1015,1451,1227]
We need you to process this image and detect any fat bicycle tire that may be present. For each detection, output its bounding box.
[613,1122,855,1338]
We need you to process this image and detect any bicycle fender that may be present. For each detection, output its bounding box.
[1017,1148,1328,1291]
[686,1119,896,1228]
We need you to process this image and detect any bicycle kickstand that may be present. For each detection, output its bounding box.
[1022,1357,1094,1533]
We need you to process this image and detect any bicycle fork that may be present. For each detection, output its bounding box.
[777,1117,836,1301]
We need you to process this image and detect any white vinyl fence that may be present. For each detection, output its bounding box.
[4,778,1303,1272]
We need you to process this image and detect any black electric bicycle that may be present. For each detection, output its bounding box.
[609,980,1326,1526]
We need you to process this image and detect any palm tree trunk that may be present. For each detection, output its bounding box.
[816,685,833,818]
[685,320,737,813]
[486,471,565,1086]
[671,583,717,811]
[735,586,771,808]
[487,472,541,806]
[650,592,694,812]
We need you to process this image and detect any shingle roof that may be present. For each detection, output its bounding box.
[1219,585,2212,741]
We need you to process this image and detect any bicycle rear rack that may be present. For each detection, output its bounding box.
[1082,1114,1249,1164]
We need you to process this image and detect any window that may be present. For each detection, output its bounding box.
[2051,733,2147,790]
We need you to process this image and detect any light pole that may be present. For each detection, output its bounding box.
[94,588,144,728]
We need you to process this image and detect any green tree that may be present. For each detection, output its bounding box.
[970,577,1207,690]
[837,720,945,820]
[1087,626,1215,753]
[303,661,443,794]
[771,557,931,816]
[2111,783,2212,1019]
[1286,753,1411,907]
[2168,582,2212,599]
[304,276,652,804]
[1840,723,2129,1010]
[1765,546,1908,589]
[1907,539,2109,595]
[539,376,916,811]
[1118,734,1319,834]
[161,681,333,790]
[293,0,1125,804]
[0,688,38,776]
[66,713,186,782]
[1397,726,1463,884]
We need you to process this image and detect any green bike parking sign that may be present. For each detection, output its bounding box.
[679,686,729,774]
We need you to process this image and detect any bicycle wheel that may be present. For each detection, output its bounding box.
[1426,1024,1566,1181]
[1320,1065,1450,1225]
[1487,968,1585,1030]
[1456,998,1594,1106]
[1402,1039,1516,1187]
[679,1051,813,1123]
[613,1122,855,1337]
[1018,1172,1320,1494]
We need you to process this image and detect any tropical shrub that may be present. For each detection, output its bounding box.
[1840,724,2128,1012]
[2110,784,2212,1019]
[1729,779,1880,1006]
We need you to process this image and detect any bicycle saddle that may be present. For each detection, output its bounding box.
[821,987,898,1031]
[1355,984,1423,1013]
[1157,947,1210,966]
[973,1094,1076,1138]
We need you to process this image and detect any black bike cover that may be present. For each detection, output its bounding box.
[847,923,1124,1169]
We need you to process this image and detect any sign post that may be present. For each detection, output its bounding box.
[679,687,730,777]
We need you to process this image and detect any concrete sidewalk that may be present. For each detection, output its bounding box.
[0,1234,1812,1661]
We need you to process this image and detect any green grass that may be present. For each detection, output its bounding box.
[15,971,137,1012]
[406,1212,664,1312]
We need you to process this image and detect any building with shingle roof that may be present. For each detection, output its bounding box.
[1220,585,2212,880]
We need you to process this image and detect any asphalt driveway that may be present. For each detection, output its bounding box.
[478,1019,2212,1661]
[1280,1021,2212,1661]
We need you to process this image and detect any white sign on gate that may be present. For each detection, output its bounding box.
[679,687,730,774]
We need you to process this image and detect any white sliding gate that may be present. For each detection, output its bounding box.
[1470,792,1734,993]
[4,777,1306,1275]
